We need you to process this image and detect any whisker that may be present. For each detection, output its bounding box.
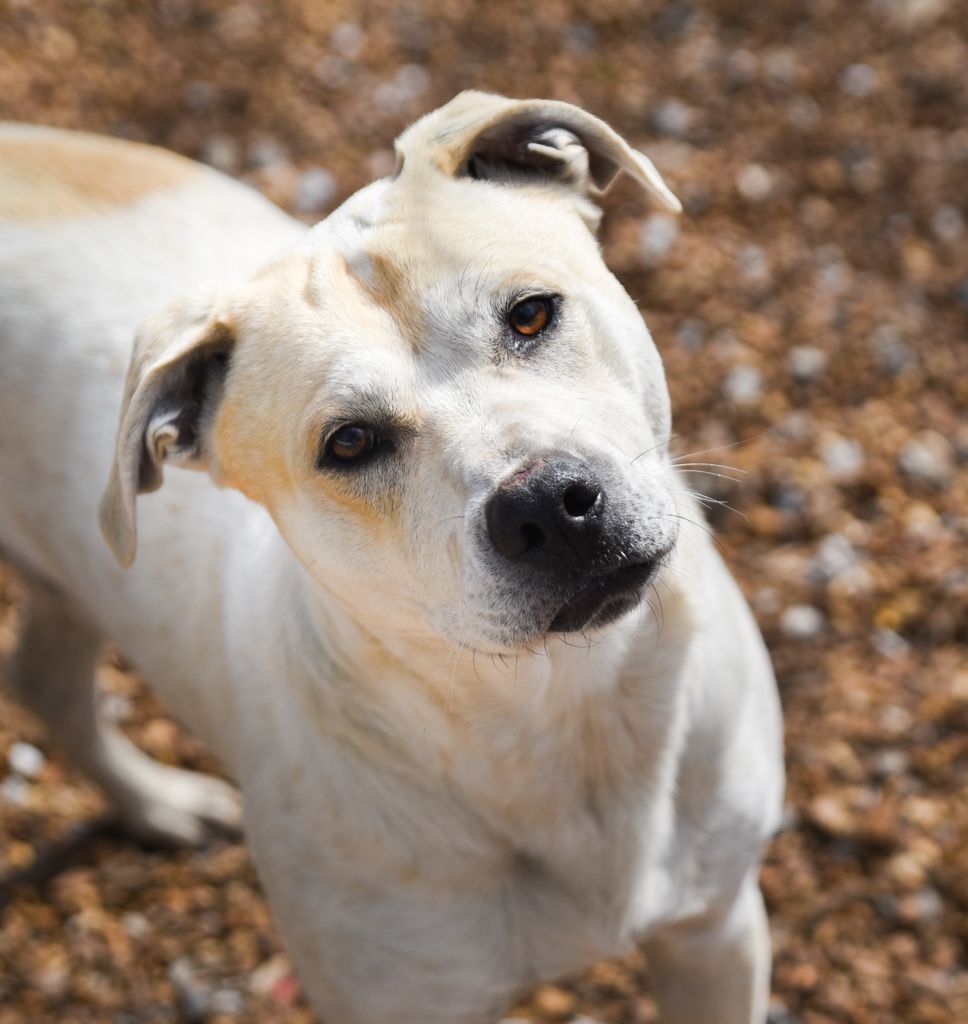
[568,410,591,441]
[673,468,745,482]
[663,511,725,553]
[630,433,681,465]
[672,461,747,474]
[668,432,766,466]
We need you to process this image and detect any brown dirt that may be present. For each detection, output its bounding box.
[1,1,966,1022]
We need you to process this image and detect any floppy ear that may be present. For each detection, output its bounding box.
[99,287,234,568]
[395,90,681,222]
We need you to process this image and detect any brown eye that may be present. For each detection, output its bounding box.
[328,425,376,462]
[508,296,554,337]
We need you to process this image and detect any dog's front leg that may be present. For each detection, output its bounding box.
[9,576,242,846]
[642,873,771,1024]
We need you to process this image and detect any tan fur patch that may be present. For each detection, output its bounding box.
[0,128,201,220]
[349,250,425,350]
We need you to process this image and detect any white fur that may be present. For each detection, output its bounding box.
[0,96,783,1024]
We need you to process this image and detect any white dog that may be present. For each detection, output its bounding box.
[0,92,783,1024]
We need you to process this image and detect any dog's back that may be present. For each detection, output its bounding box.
[0,124,302,575]
[0,125,305,757]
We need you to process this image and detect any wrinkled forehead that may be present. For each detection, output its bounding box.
[302,175,602,324]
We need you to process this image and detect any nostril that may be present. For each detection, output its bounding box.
[520,522,545,550]
[562,481,601,518]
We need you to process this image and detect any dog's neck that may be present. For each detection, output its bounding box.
[226,510,699,847]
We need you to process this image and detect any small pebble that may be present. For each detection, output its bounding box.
[820,436,865,480]
[200,135,239,173]
[170,958,210,1022]
[330,22,364,59]
[250,953,291,997]
[899,432,955,487]
[839,63,879,97]
[723,365,763,404]
[564,22,599,56]
[676,318,707,350]
[871,628,910,659]
[210,988,246,1015]
[737,163,775,202]
[780,604,825,639]
[639,212,679,266]
[8,741,44,778]
[726,48,758,84]
[788,345,826,382]
[871,748,910,778]
[869,324,915,375]
[0,775,29,807]
[931,204,964,243]
[293,167,337,215]
[247,137,288,171]
[123,912,152,940]
[788,95,821,128]
[763,49,797,87]
[810,533,858,583]
[737,244,771,286]
[652,98,693,137]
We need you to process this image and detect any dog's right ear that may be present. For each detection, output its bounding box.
[99,288,234,568]
[395,91,681,223]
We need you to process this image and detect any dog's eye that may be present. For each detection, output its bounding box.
[508,297,554,337]
[327,425,376,463]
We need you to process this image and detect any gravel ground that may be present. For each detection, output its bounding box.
[1,1,966,1022]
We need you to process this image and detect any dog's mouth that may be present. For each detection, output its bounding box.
[548,559,659,634]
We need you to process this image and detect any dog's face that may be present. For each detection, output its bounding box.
[101,92,683,653]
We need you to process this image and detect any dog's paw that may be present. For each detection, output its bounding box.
[115,765,243,847]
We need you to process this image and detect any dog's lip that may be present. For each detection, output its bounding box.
[548,559,658,633]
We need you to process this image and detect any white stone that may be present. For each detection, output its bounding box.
[294,168,337,215]
[723,365,763,404]
[201,135,239,173]
[123,911,151,940]
[899,432,955,486]
[871,629,910,659]
[811,533,858,582]
[931,204,964,243]
[839,63,879,97]
[726,49,758,83]
[788,95,821,129]
[821,436,865,480]
[780,604,825,639]
[738,244,771,286]
[653,98,694,137]
[250,954,291,996]
[764,49,797,86]
[8,741,44,778]
[736,163,774,202]
[869,324,915,375]
[210,988,246,1015]
[331,22,364,59]
[788,345,826,381]
[0,775,29,806]
[639,213,680,266]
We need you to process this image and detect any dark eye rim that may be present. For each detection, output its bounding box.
[318,422,394,471]
[506,293,559,339]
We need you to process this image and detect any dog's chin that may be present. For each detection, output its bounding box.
[456,560,664,654]
[547,560,658,634]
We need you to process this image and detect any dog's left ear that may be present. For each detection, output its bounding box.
[395,91,681,222]
[99,287,234,568]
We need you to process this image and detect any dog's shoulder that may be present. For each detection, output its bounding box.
[0,122,204,221]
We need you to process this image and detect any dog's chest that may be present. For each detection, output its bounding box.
[247,657,685,996]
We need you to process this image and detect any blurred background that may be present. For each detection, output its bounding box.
[0,1,965,1022]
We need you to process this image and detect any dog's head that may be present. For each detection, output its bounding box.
[100,92,683,652]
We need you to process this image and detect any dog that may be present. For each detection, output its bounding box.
[0,92,784,1024]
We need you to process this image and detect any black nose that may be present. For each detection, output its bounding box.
[486,456,605,567]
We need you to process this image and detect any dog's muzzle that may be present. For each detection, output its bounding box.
[484,453,661,632]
